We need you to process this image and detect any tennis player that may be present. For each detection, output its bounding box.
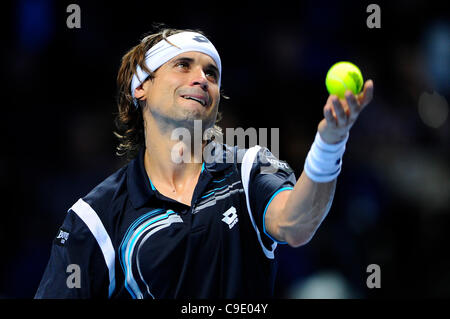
[35,27,374,298]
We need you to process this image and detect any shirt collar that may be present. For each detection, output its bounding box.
[127,142,234,209]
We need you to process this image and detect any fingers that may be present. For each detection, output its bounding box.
[323,104,336,127]
[357,79,374,108]
[331,96,348,126]
[345,90,360,122]
[324,79,374,128]
[324,95,349,127]
[323,95,339,126]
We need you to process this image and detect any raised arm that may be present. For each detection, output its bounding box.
[264,80,374,247]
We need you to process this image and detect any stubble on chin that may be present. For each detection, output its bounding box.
[150,104,217,135]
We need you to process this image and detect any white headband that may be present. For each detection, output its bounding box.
[130,31,222,107]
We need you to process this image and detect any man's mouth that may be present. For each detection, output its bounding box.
[181,95,207,106]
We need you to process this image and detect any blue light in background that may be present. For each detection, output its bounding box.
[17,0,54,52]
[423,21,450,94]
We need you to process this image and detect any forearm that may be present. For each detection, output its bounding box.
[269,131,345,247]
[278,171,336,247]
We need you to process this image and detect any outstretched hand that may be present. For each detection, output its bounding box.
[318,80,374,144]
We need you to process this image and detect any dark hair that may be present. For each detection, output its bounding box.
[114,25,227,162]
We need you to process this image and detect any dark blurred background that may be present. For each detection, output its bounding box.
[1,0,449,298]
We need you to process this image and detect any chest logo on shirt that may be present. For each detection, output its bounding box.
[222,206,238,229]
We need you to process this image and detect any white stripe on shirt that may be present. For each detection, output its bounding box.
[70,198,116,297]
[241,146,277,259]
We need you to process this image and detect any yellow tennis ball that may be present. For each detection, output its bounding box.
[325,62,364,99]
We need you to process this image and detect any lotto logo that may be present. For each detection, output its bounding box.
[192,35,209,43]
[222,206,238,229]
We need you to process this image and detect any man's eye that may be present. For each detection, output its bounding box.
[206,70,218,81]
[176,62,189,69]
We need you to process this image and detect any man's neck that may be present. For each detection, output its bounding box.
[143,117,206,200]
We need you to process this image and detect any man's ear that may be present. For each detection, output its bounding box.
[134,83,146,101]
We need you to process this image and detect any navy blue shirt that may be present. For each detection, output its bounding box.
[35,142,296,299]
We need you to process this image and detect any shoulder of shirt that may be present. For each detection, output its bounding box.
[86,164,128,203]
[228,143,294,178]
[227,143,270,170]
[211,142,250,170]
[68,164,129,229]
[210,141,269,165]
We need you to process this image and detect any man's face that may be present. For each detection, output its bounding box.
[141,51,221,129]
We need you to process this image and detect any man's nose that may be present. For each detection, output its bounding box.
[190,68,209,91]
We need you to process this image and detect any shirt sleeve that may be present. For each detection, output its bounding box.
[248,147,297,250]
[34,210,109,299]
